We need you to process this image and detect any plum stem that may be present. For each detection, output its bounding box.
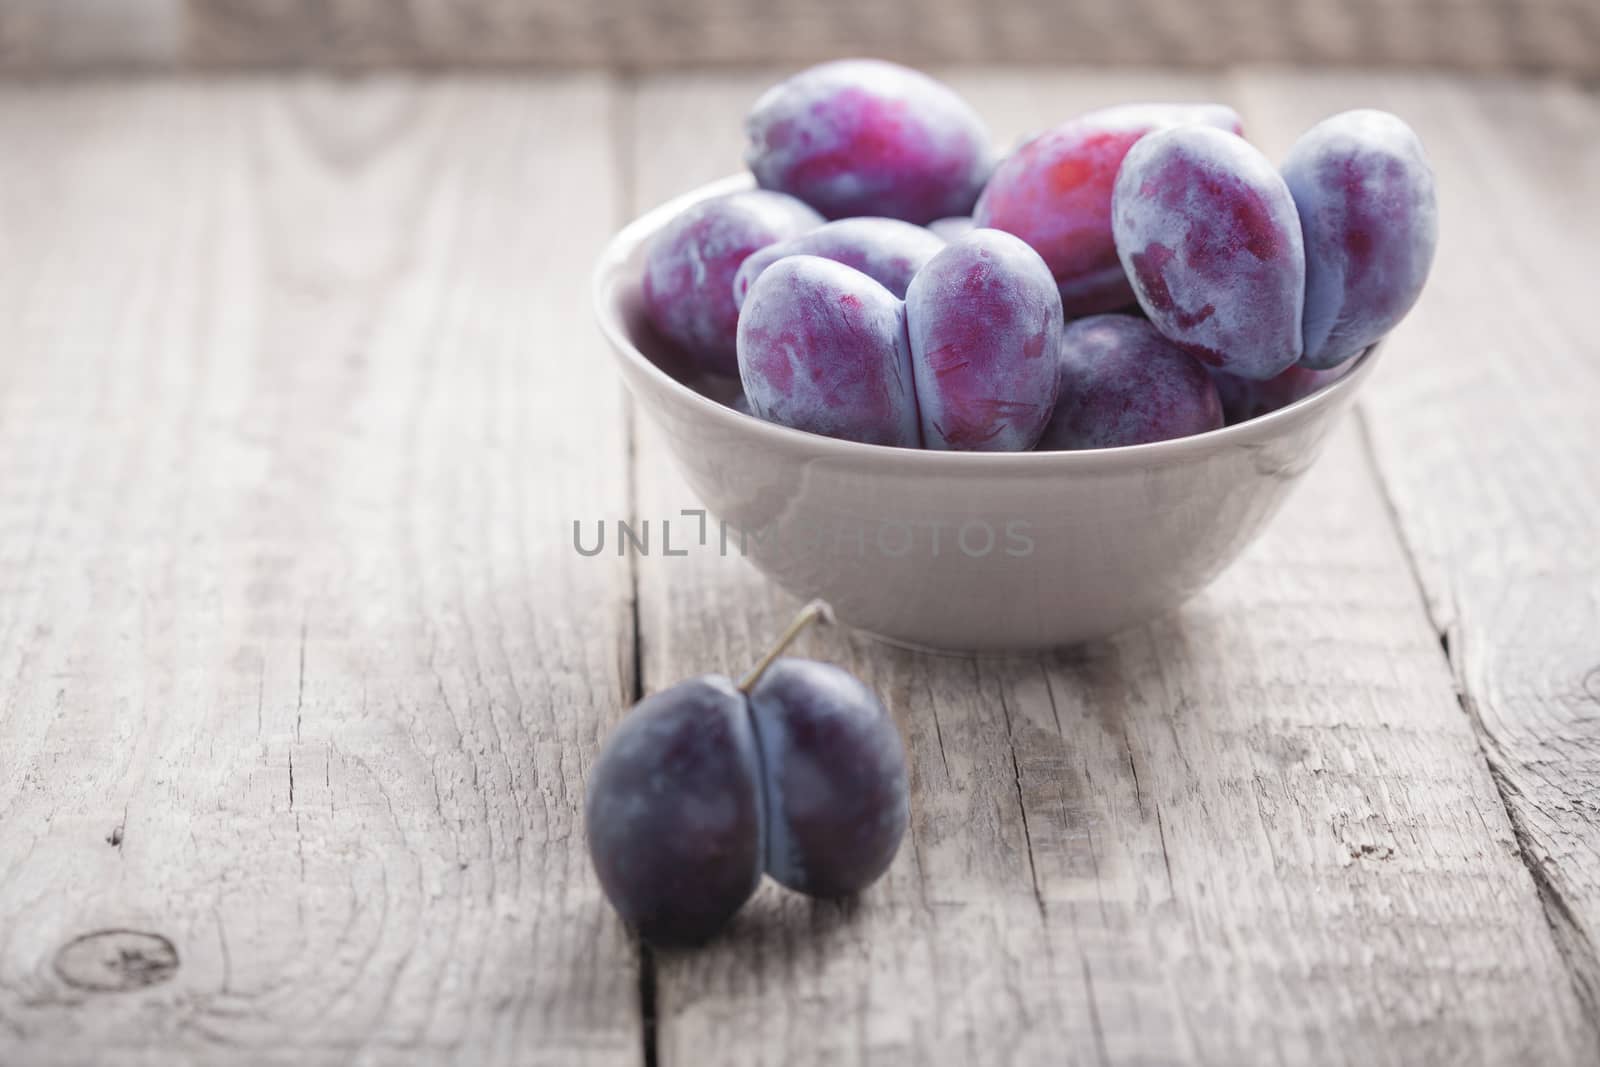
[738,599,835,693]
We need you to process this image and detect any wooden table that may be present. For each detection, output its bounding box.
[0,68,1595,1066]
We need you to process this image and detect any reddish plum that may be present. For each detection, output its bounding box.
[1113,126,1305,380]
[1038,315,1222,450]
[737,256,921,448]
[642,189,822,376]
[975,103,1243,316]
[905,229,1063,451]
[1282,110,1438,369]
[733,217,945,307]
[745,60,993,224]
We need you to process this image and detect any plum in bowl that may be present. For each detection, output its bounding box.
[593,176,1381,652]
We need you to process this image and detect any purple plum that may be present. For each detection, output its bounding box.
[747,659,908,898]
[975,103,1244,316]
[733,217,946,307]
[584,676,764,946]
[1282,109,1438,369]
[905,229,1063,451]
[1038,315,1222,450]
[1211,361,1352,424]
[642,189,822,376]
[744,59,994,224]
[1113,125,1306,381]
[585,601,910,945]
[737,255,921,448]
[927,216,975,241]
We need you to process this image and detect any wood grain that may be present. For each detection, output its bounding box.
[1,68,1595,1066]
[627,70,1599,1065]
[2,0,1599,75]
[183,0,1599,74]
[0,0,182,70]
[0,78,641,1065]
[1237,70,1600,1017]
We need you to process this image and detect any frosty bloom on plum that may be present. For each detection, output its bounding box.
[586,602,909,945]
[602,58,1442,649]
[640,60,1434,454]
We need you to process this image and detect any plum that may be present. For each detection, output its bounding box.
[642,189,822,376]
[1113,126,1306,381]
[1281,109,1438,369]
[748,659,909,898]
[1038,315,1222,449]
[927,216,975,241]
[737,255,921,448]
[975,103,1243,316]
[584,675,765,946]
[905,229,1063,451]
[733,217,946,307]
[745,59,993,224]
[585,601,909,945]
[1211,361,1352,424]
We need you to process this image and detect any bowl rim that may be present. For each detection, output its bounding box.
[593,173,1382,472]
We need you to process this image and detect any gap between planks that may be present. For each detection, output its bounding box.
[610,66,661,1067]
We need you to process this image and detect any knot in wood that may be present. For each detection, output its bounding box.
[53,929,179,992]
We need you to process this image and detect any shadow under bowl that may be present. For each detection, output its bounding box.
[594,175,1381,652]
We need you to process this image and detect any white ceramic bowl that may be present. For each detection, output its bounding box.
[594,176,1381,651]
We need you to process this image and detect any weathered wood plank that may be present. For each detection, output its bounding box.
[0,78,640,1065]
[628,70,1598,1065]
[5,0,1600,76]
[11,0,1573,77]
[1236,70,1600,1016]
[0,0,182,70]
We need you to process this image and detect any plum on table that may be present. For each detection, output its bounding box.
[584,674,765,946]
[585,602,909,945]
[749,658,909,898]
